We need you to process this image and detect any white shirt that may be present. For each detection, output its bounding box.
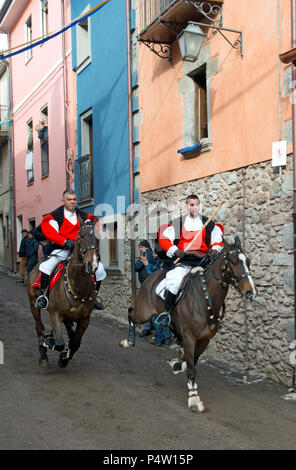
[49,208,77,233]
[164,215,223,258]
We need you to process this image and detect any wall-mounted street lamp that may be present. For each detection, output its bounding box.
[177,21,243,62]
[176,23,206,62]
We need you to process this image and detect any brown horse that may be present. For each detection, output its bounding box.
[120,236,257,412]
[27,221,99,368]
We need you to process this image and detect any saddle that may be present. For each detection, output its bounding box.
[174,266,205,304]
[155,266,202,304]
[155,254,211,303]
[155,262,225,331]
[33,261,67,292]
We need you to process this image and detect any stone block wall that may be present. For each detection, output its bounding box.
[99,155,295,386]
[140,156,295,385]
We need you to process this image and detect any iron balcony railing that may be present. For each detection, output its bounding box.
[139,0,176,33]
[77,153,93,203]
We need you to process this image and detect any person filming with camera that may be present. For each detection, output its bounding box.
[134,239,156,337]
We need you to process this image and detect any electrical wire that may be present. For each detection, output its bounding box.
[0,0,111,61]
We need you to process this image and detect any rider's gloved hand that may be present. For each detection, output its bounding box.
[64,239,75,252]
[174,249,186,259]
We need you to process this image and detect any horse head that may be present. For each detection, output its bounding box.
[222,236,257,301]
[75,219,100,275]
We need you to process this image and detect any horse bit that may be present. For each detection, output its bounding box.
[219,248,249,292]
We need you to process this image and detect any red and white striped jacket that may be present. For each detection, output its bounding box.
[41,205,96,247]
[158,215,224,258]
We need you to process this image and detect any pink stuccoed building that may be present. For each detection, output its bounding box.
[0,0,76,257]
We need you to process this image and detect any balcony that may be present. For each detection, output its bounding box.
[138,0,224,44]
[0,105,10,145]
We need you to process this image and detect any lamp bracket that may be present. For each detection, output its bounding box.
[189,1,223,26]
[138,39,172,63]
[193,22,243,56]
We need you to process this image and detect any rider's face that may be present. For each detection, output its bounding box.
[63,194,77,212]
[186,198,200,217]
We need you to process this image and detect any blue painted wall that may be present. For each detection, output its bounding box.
[71,0,129,213]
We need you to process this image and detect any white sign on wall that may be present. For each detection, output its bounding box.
[272,141,287,167]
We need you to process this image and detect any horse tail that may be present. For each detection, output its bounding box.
[127,307,135,345]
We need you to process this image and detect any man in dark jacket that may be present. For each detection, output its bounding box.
[134,239,156,337]
[26,231,39,275]
[141,248,172,347]
[134,239,156,284]
[17,229,28,283]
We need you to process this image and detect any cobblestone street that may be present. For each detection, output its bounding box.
[0,270,295,451]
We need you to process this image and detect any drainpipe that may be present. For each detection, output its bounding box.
[126,0,137,303]
[291,0,296,390]
[7,62,14,271]
[61,0,70,189]
[7,33,16,272]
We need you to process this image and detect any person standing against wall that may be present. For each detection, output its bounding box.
[17,229,28,283]
[134,240,156,337]
[25,231,39,278]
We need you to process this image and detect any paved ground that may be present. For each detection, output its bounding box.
[0,269,295,451]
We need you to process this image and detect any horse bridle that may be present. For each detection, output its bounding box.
[217,248,250,292]
[64,224,97,311]
[76,225,97,257]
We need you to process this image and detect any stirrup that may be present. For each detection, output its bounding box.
[35,295,49,309]
[155,312,171,327]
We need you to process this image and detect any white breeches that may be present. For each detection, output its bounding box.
[39,249,70,275]
[165,265,192,295]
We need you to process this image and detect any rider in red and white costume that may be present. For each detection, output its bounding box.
[35,189,96,309]
[157,195,224,326]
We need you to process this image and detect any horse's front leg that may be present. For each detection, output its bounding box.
[63,319,75,340]
[44,311,65,352]
[183,335,205,413]
[59,317,90,368]
[120,307,136,348]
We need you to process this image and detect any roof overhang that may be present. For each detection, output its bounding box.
[138,0,224,44]
[0,0,29,34]
[279,47,296,66]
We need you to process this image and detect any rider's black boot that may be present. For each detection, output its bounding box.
[155,290,176,327]
[35,273,50,309]
[94,280,105,310]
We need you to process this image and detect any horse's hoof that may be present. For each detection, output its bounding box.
[58,349,71,367]
[166,359,187,375]
[198,403,206,413]
[190,403,206,413]
[39,357,49,368]
[188,398,205,413]
[119,339,134,348]
[58,358,69,368]
[43,336,55,351]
